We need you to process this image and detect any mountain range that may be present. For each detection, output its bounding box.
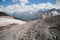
[0,8,60,21]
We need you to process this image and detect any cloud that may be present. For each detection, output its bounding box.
[12,0,17,3]
[56,0,60,6]
[2,0,6,2]
[19,0,29,4]
[0,1,60,14]
[0,5,5,12]
[11,0,29,7]
[19,0,29,7]
[0,3,54,13]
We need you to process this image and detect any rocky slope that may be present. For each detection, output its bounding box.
[0,12,14,19]
[0,15,60,40]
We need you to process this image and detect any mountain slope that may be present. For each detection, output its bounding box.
[0,15,60,40]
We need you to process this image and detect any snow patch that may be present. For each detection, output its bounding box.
[0,18,27,24]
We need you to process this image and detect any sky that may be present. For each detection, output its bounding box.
[0,0,60,13]
[0,0,56,6]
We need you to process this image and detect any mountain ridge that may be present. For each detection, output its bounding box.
[0,8,60,21]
